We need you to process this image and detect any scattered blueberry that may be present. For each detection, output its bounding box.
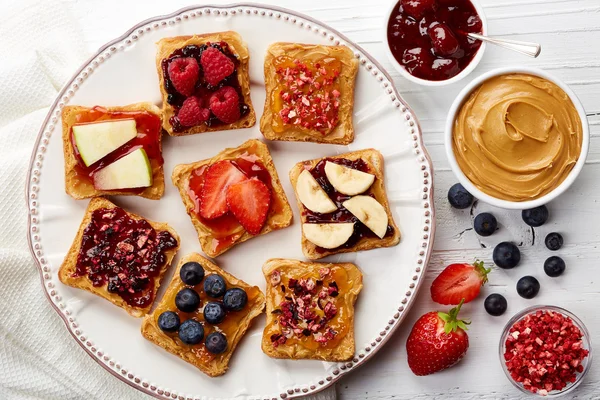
[545,232,563,251]
[544,256,566,277]
[522,205,549,227]
[516,276,540,299]
[484,294,507,316]
[204,274,227,298]
[205,332,228,354]
[203,301,226,324]
[223,288,248,311]
[448,183,474,209]
[180,261,205,285]
[474,213,498,236]
[493,242,521,269]
[158,311,180,332]
[175,288,201,313]
[178,319,204,345]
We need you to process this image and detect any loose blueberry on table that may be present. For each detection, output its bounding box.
[493,242,521,269]
[516,276,540,299]
[447,183,474,209]
[522,205,549,227]
[387,0,483,81]
[545,232,564,251]
[473,212,497,236]
[484,293,507,316]
[544,256,566,277]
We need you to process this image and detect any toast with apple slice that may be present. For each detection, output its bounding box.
[61,103,165,200]
[289,149,400,260]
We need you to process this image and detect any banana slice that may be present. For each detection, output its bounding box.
[303,223,354,249]
[325,161,375,195]
[342,196,388,238]
[296,170,338,213]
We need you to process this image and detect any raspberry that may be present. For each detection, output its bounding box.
[177,96,210,127]
[209,87,241,123]
[201,47,235,86]
[168,57,199,96]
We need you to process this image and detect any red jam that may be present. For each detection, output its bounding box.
[71,106,163,191]
[504,309,589,395]
[162,43,250,132]
[387,0,483,81]
[74,207,178,308]
[266,266,351,349]
[305,158,394,252]
[186,152,283,254]
[271,56,341,135]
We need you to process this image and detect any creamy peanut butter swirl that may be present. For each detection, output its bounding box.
[452,73,583,202]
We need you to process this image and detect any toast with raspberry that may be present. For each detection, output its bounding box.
[171,139,293,257]
[260,43,358,145]
[156,31,256,136]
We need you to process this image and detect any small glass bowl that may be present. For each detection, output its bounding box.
[499,305,592,397]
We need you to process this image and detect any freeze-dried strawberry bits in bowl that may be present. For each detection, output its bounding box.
[500,306,592,397]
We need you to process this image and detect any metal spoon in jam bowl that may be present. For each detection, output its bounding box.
[467,33,541,57]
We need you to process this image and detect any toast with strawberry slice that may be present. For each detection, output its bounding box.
[171,139,292,257]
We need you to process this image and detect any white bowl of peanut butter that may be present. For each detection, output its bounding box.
[445,66,589,209]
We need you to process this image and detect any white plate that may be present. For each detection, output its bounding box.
[26,4,435,400]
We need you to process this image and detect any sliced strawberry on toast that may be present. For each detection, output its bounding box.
[226,178,271,235]
[200,160,247,219]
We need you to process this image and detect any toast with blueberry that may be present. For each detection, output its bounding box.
[58,197,180,317]
[141,253,265,377]
[261,258,363,361]
[156,31,255,136]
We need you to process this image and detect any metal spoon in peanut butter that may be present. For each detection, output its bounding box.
[452,73,582,202]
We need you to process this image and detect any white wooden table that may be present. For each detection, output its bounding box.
[71,0,600,398]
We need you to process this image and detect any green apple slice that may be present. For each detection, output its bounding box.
[73,119,137,166]
[93,148,152,190]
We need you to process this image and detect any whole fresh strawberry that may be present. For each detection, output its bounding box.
[430,260,490,305]
[406,300,469,376]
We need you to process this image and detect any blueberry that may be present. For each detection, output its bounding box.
[516,276,540,299]
[484,294,507,316]
[203,302,226,324]
[448,183,474,209]
[204,274,227,298]
[544,256,566,277]
[522,205,549,227]
[180,261,205,285]
[205,332,228,354]
[178,319,204,345]
[474,213,498,236]
[175,288,201,313]
[545,232,563,251]
[493,242,521,269]
[223,288,248,311]
[158,311,180,332]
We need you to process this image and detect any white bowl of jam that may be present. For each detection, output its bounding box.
[384,0,487,86]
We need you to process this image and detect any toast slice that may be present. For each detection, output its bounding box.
[156,31,255,136]
[261,258,363,361]
[58,197,180,317]
[61,103,165,200]
[260,42,358,145]
[171,139,293,258]
[289,149,400,259]
[141,253,265,377]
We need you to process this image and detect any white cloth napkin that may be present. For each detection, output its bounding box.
[0,1,336,399]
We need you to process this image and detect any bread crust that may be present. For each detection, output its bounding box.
[289,149,401,260]
[261,258,363,361]
[171,139,293,258]
[58,197,180,317]
[156,31,256,136]
[259,42,358,145]
[61,103,165,200]
[141,253,265,377]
